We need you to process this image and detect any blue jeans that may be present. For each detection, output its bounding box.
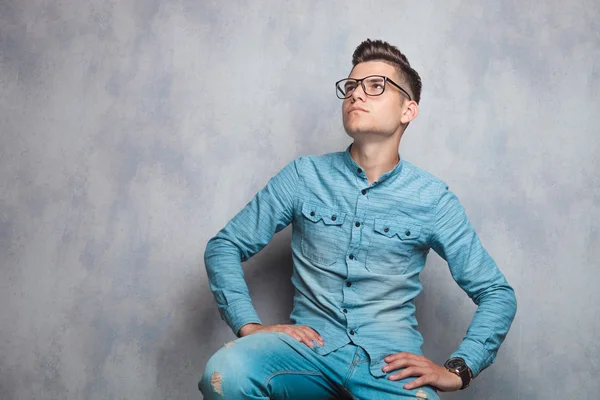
[199,332,440,399]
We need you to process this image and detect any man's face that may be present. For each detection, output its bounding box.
[341,61,410,140]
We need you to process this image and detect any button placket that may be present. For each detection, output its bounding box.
[343,183,370,337]
[342,276,355,335]
[343,225,359,332]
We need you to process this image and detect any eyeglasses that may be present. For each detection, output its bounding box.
[335,75,412,101]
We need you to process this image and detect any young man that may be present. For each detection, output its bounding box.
[199,39,517,399]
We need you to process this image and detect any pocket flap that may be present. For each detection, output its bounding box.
[302,202,346,225]
[374,218,421,240]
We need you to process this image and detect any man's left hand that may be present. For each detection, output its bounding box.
[382,352,463,392]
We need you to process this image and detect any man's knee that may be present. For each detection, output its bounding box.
[199,368,225,397]
[200,343,246,396]
[199,334,275,397]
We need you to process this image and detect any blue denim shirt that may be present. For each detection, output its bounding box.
[204,146,517,378]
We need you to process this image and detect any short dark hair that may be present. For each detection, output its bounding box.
[352,39,422,104]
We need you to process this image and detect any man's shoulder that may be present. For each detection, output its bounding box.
[403,160,448,186]
[289,150,344,171]
[401,160,450,198]
[299,150,343,162]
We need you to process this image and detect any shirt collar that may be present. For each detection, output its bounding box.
[343,144,404,184]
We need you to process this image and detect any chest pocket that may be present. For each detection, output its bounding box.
[301,202,346,266]
[366,218,422,274]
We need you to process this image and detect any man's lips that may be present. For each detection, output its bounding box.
[348,107,368,113]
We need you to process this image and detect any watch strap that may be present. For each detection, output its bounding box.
[444,358,472,390]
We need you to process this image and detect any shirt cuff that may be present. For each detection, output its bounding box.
[450,338,494,378]
[218,300,263,337]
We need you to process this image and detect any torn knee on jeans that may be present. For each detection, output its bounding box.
[210,371,223,396]
[223,341,236,349]
[415,388,428,399]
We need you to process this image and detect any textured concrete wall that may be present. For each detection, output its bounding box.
[1,0,598,399]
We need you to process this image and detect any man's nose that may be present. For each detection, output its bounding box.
[351,83,367,101]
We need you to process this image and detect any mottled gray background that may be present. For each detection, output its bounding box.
[0,0,598,399]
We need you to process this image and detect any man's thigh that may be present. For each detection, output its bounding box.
[343,347,440,400]
[347,377,440,400]
[199,332,350,400]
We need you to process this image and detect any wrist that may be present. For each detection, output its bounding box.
[238,323,262,337]
[444,357,472,390]
[446,370,463,391]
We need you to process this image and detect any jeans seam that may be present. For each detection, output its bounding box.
[341,347,361,387]
[342,362,358,388]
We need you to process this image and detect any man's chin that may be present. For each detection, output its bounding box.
[344,128,384,139]
[344,124,368,137]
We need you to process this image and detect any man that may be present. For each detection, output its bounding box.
[199,39,517,399]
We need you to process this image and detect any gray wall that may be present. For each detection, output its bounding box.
[1,0,598,399]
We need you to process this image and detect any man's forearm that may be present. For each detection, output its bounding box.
[204,235,263,335]
[450,280,517,377]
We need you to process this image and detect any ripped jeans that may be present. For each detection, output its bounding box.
[199,332,439,400]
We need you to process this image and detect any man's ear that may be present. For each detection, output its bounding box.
[401,101,419,124]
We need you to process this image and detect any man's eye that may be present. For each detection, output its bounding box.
[368,81,384,90]
[344,84,357,92]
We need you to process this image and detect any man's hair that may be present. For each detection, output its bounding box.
[352,39,422,104]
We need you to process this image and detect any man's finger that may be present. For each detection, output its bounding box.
[389,366,429,380]
[385,352,422,362]
[282,327,304,343]
[294,326,318,344]
[383,358,429,372]
[300,334,316,347]
[403,374,436,389]
[302,327,324,345]
[277,325,322,347]
[291,329,314,347]
[299,328,323,347]
[290,333,303,342]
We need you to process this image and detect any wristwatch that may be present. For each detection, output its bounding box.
[444,357,472,390]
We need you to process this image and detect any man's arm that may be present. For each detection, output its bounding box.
[430,186,518,378]
[204,159,302,337]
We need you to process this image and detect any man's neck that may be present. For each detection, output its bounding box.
[349,139,401,185]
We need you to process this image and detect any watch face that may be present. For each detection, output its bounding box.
[446,358,466,372]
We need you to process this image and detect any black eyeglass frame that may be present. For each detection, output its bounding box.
[335,75,412,101]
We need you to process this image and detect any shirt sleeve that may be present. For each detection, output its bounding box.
[429,186,517,378]
[203,158,303,337]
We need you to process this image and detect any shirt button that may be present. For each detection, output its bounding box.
[331,215,337,221]
[349,254,354,260]
[349,330,355,335]
[355,222,360,227]
[361,189,367,195]
[343,308,348,313]
[384,227,389,233]
[357,168,362,173]
[346,281,352,287]
[405,230,411,236]
[310,211,315,216]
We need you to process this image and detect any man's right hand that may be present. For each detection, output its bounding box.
[238,323,325,348]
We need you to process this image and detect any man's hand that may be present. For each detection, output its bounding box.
[382,352,463,392]
[238,323,325,348]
